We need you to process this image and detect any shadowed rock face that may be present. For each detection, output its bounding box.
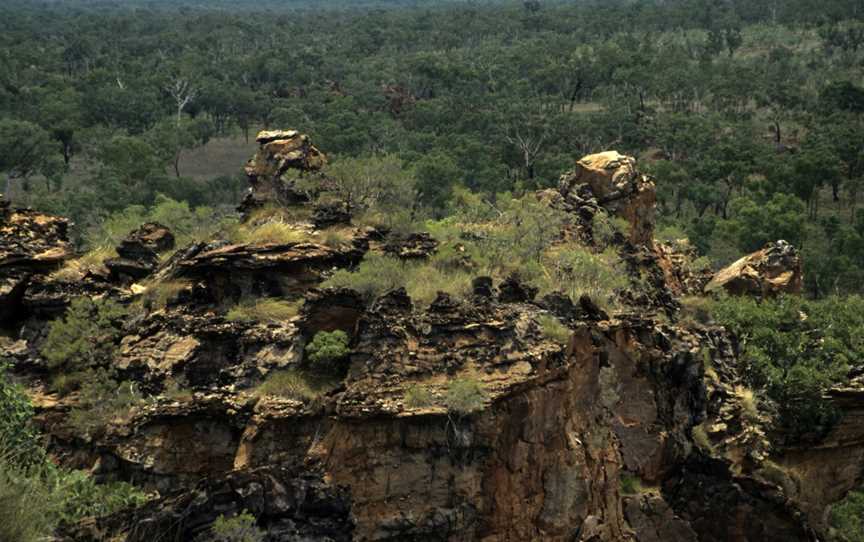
[706,240,803,297]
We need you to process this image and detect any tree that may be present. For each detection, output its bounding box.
[165,77,198,126]
[0,120,63,196]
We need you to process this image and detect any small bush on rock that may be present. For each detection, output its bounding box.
[404,385,434,409]
[305,330,350,371]
[445,378,486,416]
[537,314,571,344]
[211,511,266,542]
[255,370,317,401]
[40,297,128,372]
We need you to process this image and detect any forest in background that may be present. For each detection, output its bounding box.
[1,0,863,297]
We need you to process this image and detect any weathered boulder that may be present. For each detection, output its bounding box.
[0,203,72,325]
[705,240,803,297]
[559,151,656,245]
[106,223,175,283]
[383,231,439,260]
[240,130,326,215]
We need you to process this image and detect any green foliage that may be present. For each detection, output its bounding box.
[88,194,231,250]
[719,193,807,253]
[68,370,143,436]
[305,330,350,370]
[619,473,643,495]
[0,363,42,467]
[404,385,434,409]
[537,314,571,345]
[40,297,128,372]
[0,456,56,542]
[445,378,486,416]
[710,295,864,442]
[0,370,148,541]
[226,298,301,324]
[322,254,406,301]
[212,511,266,542]
[832,487,864,542]
[534,245,629,311]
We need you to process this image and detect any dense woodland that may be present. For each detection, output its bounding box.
[0,0,861,295]
[2,0,864,540]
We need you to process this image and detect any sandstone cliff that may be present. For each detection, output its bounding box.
[3,135,858,542]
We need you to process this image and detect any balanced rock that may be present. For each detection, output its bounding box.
[559,151,656,245]
[706,240,803,297]
[241,130,326,215]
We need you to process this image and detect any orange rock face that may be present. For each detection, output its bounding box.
[705,240,803,297]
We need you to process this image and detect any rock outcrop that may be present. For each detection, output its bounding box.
[240,130,326,216]
[559,151,656,245]
[105,222,175,282]
[705,240,803,297]
[0,200,72,326]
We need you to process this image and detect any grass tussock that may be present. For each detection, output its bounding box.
[322,253,473,306]
[254,369,338,401]
[50,246,116,281]
[231,219,310,245]
[445,378,486,416]
[537,314,571,344]
[225,298,301,324]
[404,385,435,409]
[142,280,191,310]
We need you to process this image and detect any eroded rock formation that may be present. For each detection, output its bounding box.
[3,136,857,542]
[706,240,803,297]
[559,151,656,246]
[241,130,327,215]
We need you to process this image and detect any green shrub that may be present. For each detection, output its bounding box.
[537,314,571,344]
[68,370,143,436]
[445,378,486,416]
[691,424,714,452]
[404,385,434,409]
[40,297,128,372]
[710,295,863,442]
[255,370,317,401]
[321,254,406,301]
[0,362,42,467]
[226,298,301,324]
[619,473,643,495]
[211,510,266,542]
[0,456,55,542]
[305,331,350,371]
[831,486,864,542]
[592,210,629,248]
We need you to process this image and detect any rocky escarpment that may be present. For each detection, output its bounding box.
[3,133,856,541]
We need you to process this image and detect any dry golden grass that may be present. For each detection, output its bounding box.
[230,220,309,245]
[50,246,116,281]
[225,298,302,324]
